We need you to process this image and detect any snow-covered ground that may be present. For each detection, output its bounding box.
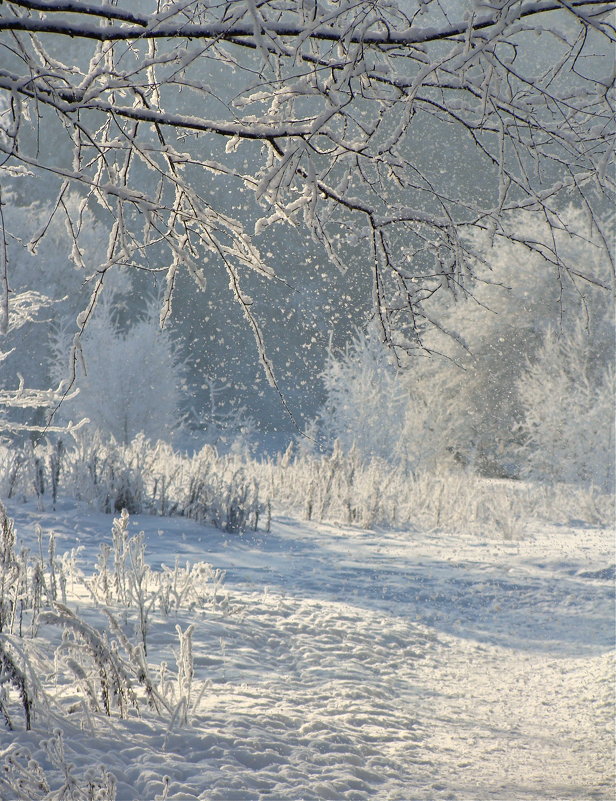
[1,499,614,801]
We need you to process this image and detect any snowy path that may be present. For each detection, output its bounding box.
[1,501,614,800]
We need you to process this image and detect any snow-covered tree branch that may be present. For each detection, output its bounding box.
[0,0,613,369]
[0,326,84,435]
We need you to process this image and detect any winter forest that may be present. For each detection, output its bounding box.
[0,1,614,799]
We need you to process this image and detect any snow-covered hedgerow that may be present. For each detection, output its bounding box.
[0,434,262,533]
[1,434,613,537]
[257,445,614,534]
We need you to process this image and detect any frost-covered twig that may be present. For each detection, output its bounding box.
[0,0,611,369]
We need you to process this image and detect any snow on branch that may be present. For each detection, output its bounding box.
[0,0,613,365]
[0,378,86,435]
[0,375,79,411]
[2,2,614,45]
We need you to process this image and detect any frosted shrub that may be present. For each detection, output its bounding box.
[318,209,614,479]
[0,731,117,800]
[8,439,69,510]
[85,510,226,721]
[518,322,615,492]
[174,623,195,726]
[86,510,227,656]
[0,505,226,734]
[177,447,261,531]
[103,438,261,531]
[0,504,56,730]
[40,603,139,718]
[257,448,613,533]
[51,299,185,446]
[1,434,264,532]
[0,503,68,639]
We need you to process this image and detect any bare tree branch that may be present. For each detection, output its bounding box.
[0,0,613,395]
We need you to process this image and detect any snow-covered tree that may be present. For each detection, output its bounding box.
[319,327,406,462]
[517,321,615,491]
[319,325,464,472]
[0,192,135,435]
[318,209,614,477]
[0,0,613,391]
[51,299,185,445]
[396,209,615,475]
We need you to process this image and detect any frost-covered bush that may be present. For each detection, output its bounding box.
[0,501,62,730]
[0,504,223,738]
[319,328,407,462]
[317,209,614,480]
[517,322,615,492]
[0,732,117,801]
[51,299,185,446]
[0,435,263,532]
[86,509,226,656]
[60,432,147,515]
